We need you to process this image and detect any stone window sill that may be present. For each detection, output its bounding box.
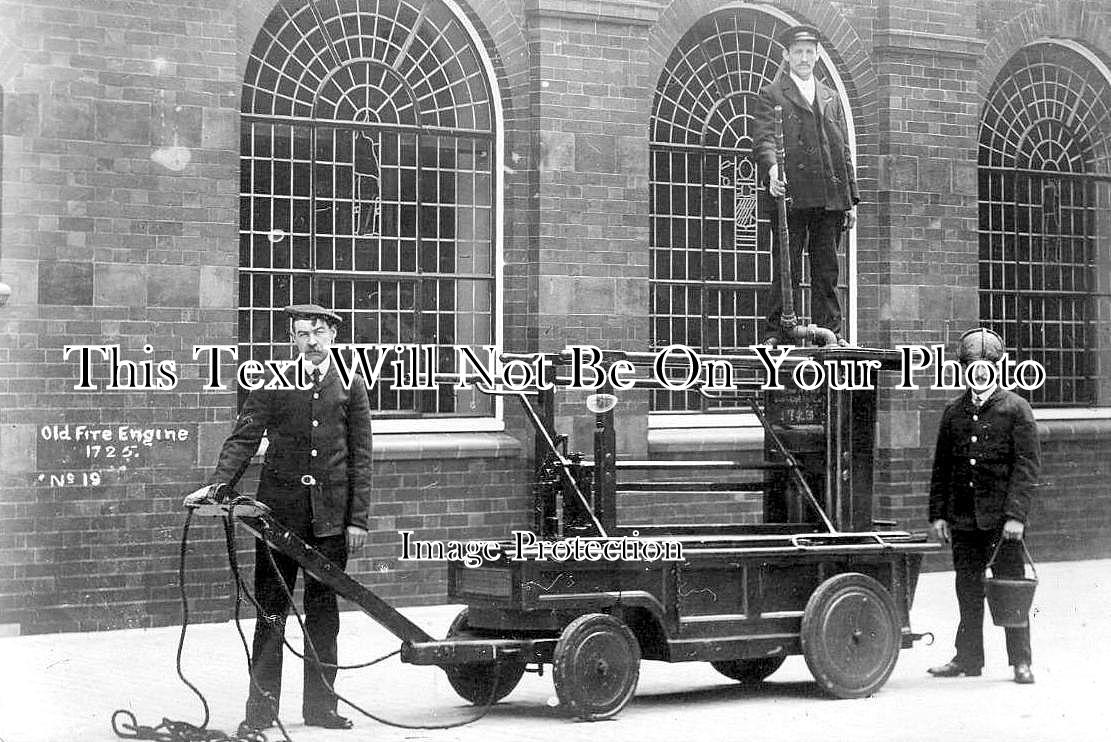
[372,431,524,461]
[1036,417,1111,442]
[648,426,765,457]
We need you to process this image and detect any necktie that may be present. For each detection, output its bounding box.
[311,368,321,387]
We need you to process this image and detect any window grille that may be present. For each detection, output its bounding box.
[978,42,1111,406]
[649,10,846,411]
[240,0,496,418]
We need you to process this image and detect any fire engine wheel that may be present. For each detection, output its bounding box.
[800,572,901,699]
[710,655,786,684]
[442,609,526,705]
[552,613,641,721]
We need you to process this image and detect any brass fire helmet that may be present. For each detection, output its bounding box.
[957,327,1005,364]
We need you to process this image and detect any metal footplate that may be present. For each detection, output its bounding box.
[402,637,555,666]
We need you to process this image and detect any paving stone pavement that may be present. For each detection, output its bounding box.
[3,559,1109,742]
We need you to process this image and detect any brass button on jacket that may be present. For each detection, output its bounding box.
[928,388,1039,531]
[211,365,373,538]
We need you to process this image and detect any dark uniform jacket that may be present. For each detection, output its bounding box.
[752,74,858,211]
[928,388,1040,531]
[211,363,373,538]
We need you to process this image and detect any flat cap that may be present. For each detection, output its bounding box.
[283,303,341,325]
[957,327,1005,363]
[778,24,822,48]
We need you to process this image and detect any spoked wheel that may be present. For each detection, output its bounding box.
[801,573,901,699]
[552,613,640,721]
[442,608,526,705]
[710,655,786,684]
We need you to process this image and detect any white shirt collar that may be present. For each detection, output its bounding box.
[971,385,997,406]
[789,71,817,104]
[302,354,331,378]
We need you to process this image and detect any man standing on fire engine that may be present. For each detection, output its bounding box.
[928,328,1039,684]
[753,24,858,345]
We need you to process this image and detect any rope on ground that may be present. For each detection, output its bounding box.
[111,499,503,740]
[110,510,271,742]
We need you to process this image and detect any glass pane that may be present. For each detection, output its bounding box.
[238,1,499,418]
[976,43,1106,407]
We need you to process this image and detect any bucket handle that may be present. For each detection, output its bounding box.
[985,537,1038,581]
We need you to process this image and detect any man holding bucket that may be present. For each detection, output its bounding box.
[927,328,1040,685]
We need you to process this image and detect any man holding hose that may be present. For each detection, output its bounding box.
[752,24,858,345]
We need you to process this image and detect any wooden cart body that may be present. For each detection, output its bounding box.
[411,347,940,717]
[447,530,932,663]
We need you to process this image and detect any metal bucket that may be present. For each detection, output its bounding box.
[983,540,1037,628]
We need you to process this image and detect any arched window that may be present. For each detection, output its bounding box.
[978,42,1111,407]
[240,0,499,424]
[649,9,851,411]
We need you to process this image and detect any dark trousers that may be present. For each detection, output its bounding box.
[245,534,348,722]
[951,528,1032,668]
[765,207,844,336]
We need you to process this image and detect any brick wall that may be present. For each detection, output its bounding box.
[526,0,657,456]
[1026,423,1111,561]
[868,0,985,529]
[2,0,1111,635]
[528,1,653,353]
[0,0,242,633]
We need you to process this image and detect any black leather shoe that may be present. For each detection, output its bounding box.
[304,711,353,729]
[928,661,982,677]
[1014,663,1035,684]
